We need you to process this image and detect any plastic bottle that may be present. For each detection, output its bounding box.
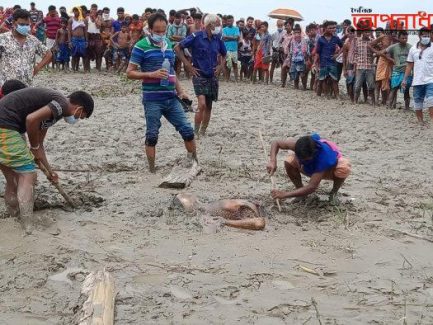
[160,58,170,87]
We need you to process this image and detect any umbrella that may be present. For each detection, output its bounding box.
[268,8,303,21]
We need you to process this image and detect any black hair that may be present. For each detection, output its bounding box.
[91,4,97,9]
[13,5,21,10]
[347,26,356,33]
[48,5,56,11]
[343,19,352,26]
[260,21,268,28]
[419,27,431,35]
[293,23,301,32]
[117,7,124,13]
[144,7,152,13]
[102,7,109,12]
[323,20,337,28]
[193,13,202,20]
[169,9,176,16]
[306,23,317,32]
[174,12,182,19]
[2,79,27,96]
[375,27,384,32]
[148,13,168,29]
[226,15,234,20]
[30,2,35,6]
[69,91,94,118]
[247,16,254,21]
[12,9,30,21]
[80,5,88,14]
[295,136,317,160]
[398,30,408,38]
[132,14,139,20]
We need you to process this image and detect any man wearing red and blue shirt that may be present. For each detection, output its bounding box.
[126,13,196,173]
[175,14,226,137]
[111,7,125,33]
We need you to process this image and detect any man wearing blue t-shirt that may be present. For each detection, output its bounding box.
[222,15,240,81]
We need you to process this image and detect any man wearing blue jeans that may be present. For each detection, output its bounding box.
[126,13,196,173]
[403,27,433,124]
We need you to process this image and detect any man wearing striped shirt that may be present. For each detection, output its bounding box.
[126,13,196,173]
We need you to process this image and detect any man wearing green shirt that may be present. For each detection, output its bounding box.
[386,31,412,109]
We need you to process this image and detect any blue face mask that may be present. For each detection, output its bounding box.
[16,24,31,36]
[64,108,82,125]
[277,28,283,32]
[151,33,164,43]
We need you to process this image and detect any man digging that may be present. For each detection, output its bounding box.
[0,87,94,234]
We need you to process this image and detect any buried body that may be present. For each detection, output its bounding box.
[174,193,266,231]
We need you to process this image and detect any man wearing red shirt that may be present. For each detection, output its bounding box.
[39,5,61,50]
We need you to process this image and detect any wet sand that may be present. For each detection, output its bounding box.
[0,71,433,324]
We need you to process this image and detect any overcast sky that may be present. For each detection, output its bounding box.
[2,0,426,27]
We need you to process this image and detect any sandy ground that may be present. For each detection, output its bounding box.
[1,70,433,324]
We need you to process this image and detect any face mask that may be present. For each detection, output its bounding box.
[151,33,164,43]
[64,108,81,125]
[212,26,221,35]
[15,24,30,36]
[255,33,261,40]
[420,36,431,46]
[277,28,283,33]
[102,13,110,20]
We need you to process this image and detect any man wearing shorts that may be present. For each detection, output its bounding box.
[222,15,240,82]
[403,27,433,124]
[314,21,343,98]
[267,133,351,204]
[0,87,94,234]
[175,14,226,137]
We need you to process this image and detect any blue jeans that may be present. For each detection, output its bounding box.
[413,83,433,110]
[143,97,194,146]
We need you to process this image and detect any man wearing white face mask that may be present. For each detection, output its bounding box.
[0,9,52,87]
[175,14,227,137]
[127,13,196,173]
[403,27,433,124]
[0,87,94,234]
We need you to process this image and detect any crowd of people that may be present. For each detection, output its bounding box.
[0,4,432,234]
[0,4,432,123]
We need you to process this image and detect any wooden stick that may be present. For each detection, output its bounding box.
[77,269,115,325]
[36,161,76,208]
[391,228,433,243]
[258,130,282,212]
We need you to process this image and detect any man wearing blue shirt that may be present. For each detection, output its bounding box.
[222,15,240,82]
[314,21,343,98]
[111,7,125,33]
[175,14,227,137]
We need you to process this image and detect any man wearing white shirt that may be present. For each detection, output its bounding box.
[403,27,433,124]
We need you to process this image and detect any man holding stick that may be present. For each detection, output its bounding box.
[266,133,351,204]
[0,87,94,234]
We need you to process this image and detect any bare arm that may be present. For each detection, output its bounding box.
[34,50,53,75]
[126,62,167,80]
[272,172,324,199]
[267,138,297,175]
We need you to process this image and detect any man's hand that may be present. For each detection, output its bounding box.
[266,160,277,175]
[178,92,189,100]
[271,189,288,200]
[214,64,224,76]
[48,171,59,183]
[150,69,169,79]
[186,64,200,77]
